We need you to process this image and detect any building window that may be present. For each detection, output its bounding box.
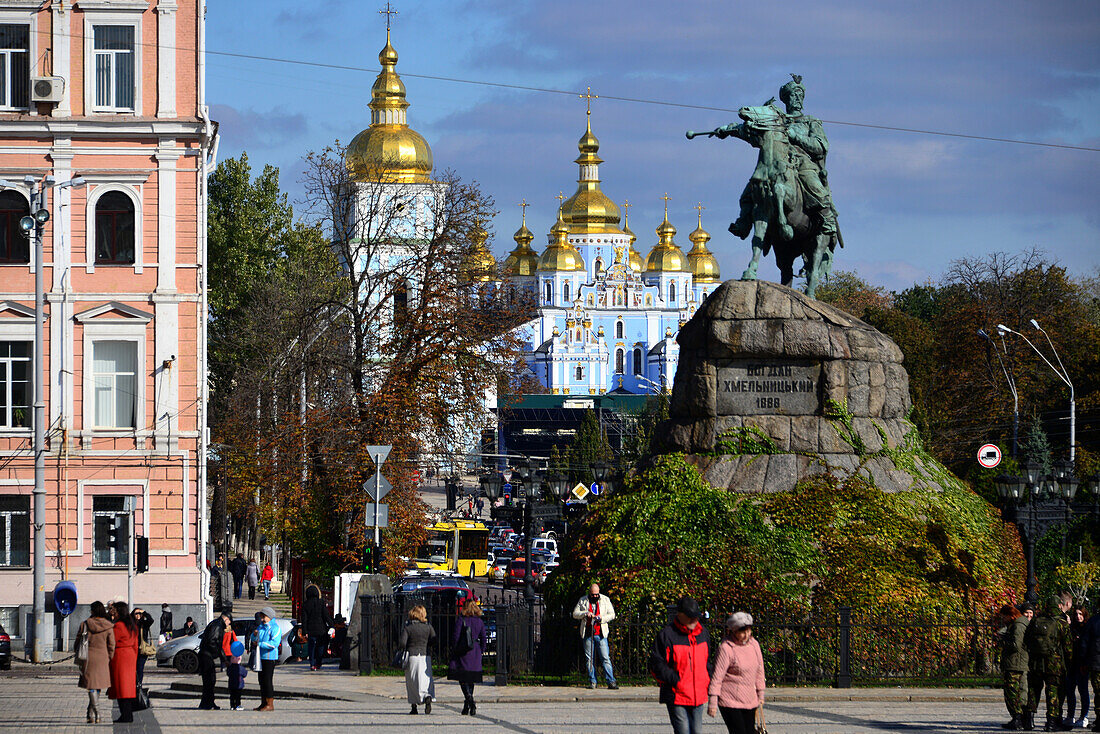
[94,191,136,264]
[0,495,30,567]
[615,348,624,374]
[393,279,408,322]
[615,320,624,339]
[0,341,31,428]
[0,190,29,264]
[544,281,552,304]
[0,24,28,110]
[92,340,137,429]
[562,281,570,304]
[575,365,584,381]
[633,347,643,376]
[92,496,129,567]
[669,281,676,303]
[93,25,135,111]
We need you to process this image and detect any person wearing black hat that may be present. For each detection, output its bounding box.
[198,610,233,710]
[649,597,712,734]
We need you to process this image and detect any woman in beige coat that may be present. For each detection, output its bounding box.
[78,601,116,724]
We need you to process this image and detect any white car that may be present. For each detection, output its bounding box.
[531,538,558,555]
[490,556,511,583]
[156,617,295,674]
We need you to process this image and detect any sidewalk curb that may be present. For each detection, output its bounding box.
[167,680,1000,705]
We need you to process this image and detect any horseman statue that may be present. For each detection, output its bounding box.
[687,75,842,298]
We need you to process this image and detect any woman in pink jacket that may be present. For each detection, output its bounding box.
[707,611,766,734]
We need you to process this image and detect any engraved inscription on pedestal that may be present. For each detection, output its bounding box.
[716,360,822,416]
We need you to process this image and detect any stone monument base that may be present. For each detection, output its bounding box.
[666,280,945,494]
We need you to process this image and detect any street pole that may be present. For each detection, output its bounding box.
[127,497,135,607]
[31,182,47,663]
[373,451,381,571]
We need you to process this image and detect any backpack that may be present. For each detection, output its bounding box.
[1026,615,1058,657]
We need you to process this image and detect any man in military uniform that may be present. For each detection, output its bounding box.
[999,604,1031,730]
[729,75,839,242]
[1024,595,1075,731]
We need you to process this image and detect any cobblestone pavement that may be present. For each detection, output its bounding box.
[0,665,1036,733]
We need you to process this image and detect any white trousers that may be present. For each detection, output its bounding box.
[405,654,435,704]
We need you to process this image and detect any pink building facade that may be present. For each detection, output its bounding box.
[0,0,215,644]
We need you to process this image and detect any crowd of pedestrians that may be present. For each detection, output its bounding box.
[74,600,144,723]
[997,592,1100,732]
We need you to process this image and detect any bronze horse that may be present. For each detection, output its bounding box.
[688,101,836,297]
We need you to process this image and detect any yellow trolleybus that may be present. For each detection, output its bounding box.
[413,520,489,578]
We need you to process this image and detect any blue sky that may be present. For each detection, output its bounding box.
[206,1,1100,292]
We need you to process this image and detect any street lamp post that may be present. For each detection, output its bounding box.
[994,460,1098,603]
[8,174,86,663]
[997,322,1075,463]
[978,328,1019,457]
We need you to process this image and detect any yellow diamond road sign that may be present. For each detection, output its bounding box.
[571,482,590,500]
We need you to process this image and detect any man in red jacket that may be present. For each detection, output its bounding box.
[649,597,712,734]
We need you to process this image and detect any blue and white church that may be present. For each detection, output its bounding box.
[502,113,722,395]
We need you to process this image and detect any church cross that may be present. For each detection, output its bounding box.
[518,198,529,224]
[379,3,398,30]
[579,86,598,115]
[694,202,705,225]
[661,192,671,218]
[622,198,631,221]
[556,191,565,205]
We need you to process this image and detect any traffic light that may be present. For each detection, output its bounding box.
[503,492,511,506]
[135,536,149,573]
[107,517,126,554]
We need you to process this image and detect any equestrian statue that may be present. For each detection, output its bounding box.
[687,75,842,298]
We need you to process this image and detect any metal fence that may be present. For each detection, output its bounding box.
[358,599,1000,687]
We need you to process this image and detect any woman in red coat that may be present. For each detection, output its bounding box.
[109,601,140,723]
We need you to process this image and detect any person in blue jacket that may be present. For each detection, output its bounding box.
[251,607,280,712]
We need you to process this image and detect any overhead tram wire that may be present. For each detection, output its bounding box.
[35,27,1100,154]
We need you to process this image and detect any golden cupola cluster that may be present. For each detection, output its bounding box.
[462,222,497,282]
[645,196,689,273]
[345,28,434,184]
[621,201,645,273]
[503,205,540,277]
[559,114,623,234]
[538,206,585,272]
[687,208,720,283]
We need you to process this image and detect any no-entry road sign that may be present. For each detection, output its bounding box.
[977,444,1002,469]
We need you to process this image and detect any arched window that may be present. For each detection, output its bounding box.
[0,190,29,263]
[668,281,676,304]
[544,281,552,304]
[633,347,643,376]
[393,279,409,322]
[615,348,624,374]
[615,320,624,339]
[95,191,136,264]
[562,281,571,303]
[575,365,584,381]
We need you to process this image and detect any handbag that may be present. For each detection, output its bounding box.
[139,638,156,657]
[75,622,89,664]
[133,687,152,712]
[452,621,474,658]
[755,704,768,734]
[249,646,261,672]
[391,648,409,669]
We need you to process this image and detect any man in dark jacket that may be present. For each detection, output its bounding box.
[998,604,1029,730]
[649,597,711,734]
[301,584,333,671]
[1024,595,1074,732]
[198,610,232,710]
[229,554,247,600]
[1083,604,1100,732]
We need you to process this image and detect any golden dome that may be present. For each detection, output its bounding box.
[538,206,585,272]
[503,208,540,277]
[687,209,721,283]
[345,29,434,184]
[645,196,689,273]
[559,116,622,234]
[462,222,496,282]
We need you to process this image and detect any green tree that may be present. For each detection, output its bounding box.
[567,411,612,484]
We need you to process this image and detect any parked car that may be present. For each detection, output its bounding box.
[393,573,471,595]
[156,617,295,674]
[0,622,10,670]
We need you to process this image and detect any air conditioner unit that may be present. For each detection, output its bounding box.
[31,76,65,104]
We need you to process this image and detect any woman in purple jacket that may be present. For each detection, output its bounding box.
[448,599,488,716]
